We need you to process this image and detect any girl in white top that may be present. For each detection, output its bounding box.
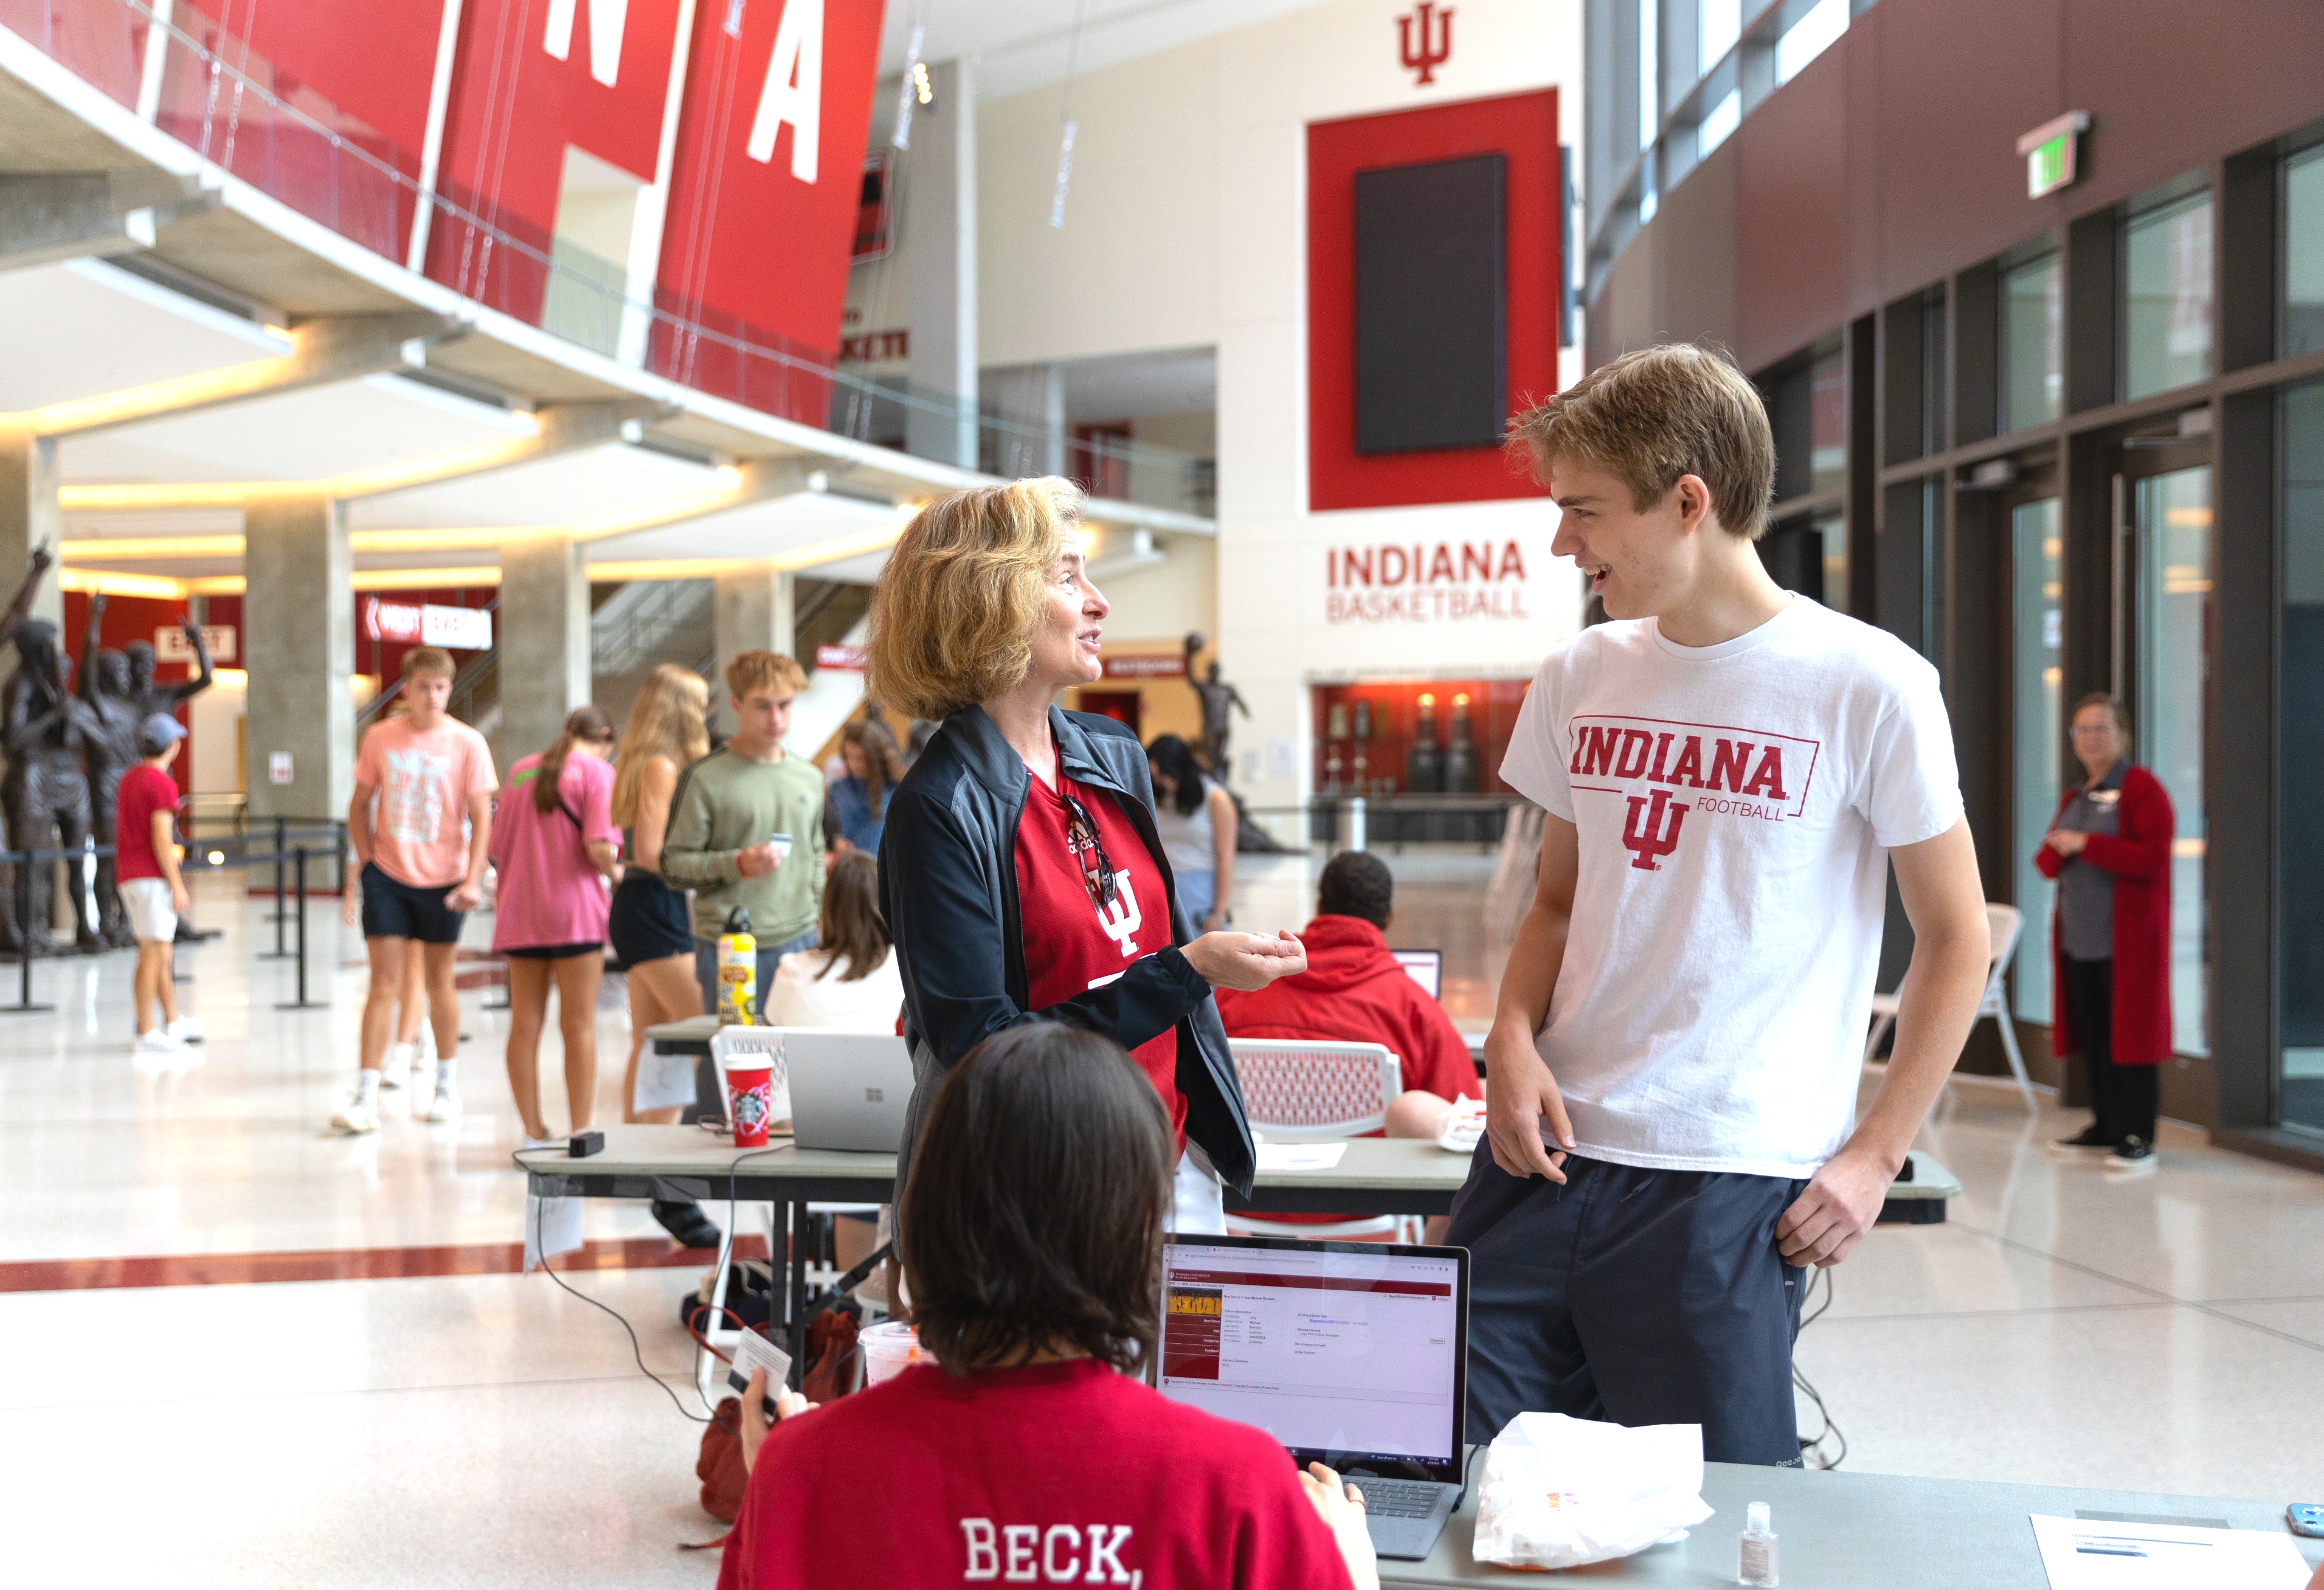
[766,849,905,1030]
[1145,733,1236,931]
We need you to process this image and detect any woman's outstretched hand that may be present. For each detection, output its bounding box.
[1183,929,1306,991]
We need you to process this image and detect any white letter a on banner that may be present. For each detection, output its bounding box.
[746,0,825,181]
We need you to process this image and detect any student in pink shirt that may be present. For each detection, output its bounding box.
[489,705,621,1146]
[333,648,497,1136]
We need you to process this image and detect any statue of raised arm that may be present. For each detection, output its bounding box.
[123,618,214,722]
[0,542,55,655]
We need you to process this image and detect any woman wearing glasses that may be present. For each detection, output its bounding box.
[866,478,1307,1232]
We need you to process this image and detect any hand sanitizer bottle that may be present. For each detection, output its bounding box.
[1738,1501,1779,1587]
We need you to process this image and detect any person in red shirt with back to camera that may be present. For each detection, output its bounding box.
[1216,848,1480,1239]
[116,713,197,1055]
[722,1021,1376,1590]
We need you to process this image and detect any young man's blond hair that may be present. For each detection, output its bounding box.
[725,649,808,702]
[401,646,457,680]
[1509,344,1777,541]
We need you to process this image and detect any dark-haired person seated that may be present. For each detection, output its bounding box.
[1216,850,1481,1138]
[722,1023,1377,1590]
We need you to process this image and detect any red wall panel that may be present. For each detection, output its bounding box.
[651,0,887,421]
[1307,90,1561,513]
[175,0,444,155]
[427,0,686,319]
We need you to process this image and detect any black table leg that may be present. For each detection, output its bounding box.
[786,1197,808,1388]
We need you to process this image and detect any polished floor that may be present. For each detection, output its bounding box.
[2,862,2321,1586]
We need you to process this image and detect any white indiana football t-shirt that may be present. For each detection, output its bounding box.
[1501,594,1963,1178]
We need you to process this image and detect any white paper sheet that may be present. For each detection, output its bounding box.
[1255,1142,1349,1170]
[523,1192,585,1270]
[634,1046,700,1114]
[2030,1513,2313,1589]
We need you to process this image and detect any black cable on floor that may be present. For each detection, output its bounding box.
[1792,1268,1847,1470]
[533,1191,711,1424]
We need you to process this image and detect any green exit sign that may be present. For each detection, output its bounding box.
[2016,111,2090,199]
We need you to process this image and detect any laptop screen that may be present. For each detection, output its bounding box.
[1391,949,1442,999]
[1158,1236,1465,1474]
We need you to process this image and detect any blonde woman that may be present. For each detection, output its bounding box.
[867,477,1307,1235]
[609,665,710,1131]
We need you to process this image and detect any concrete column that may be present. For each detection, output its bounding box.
[0,431,64,676]
[711,569,795,736]
[495,535,592,772]
[905,57,978,468]
[243,493,353,821]
[984,364,1066,479]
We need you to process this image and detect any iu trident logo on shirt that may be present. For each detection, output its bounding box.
[1568,714,1823,871]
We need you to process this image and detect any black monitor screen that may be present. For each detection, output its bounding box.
[1352,152,1507,455]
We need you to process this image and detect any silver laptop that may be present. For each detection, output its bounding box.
[1157,1234,1470,1560]
[782,1031,915,1152]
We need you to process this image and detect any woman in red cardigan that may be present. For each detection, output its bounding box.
[2035,694,2175,1173]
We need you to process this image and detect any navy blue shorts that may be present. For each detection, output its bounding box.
[1445,1148,1810,1466]
[359,862,465,945]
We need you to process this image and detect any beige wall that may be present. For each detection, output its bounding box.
[1093,531,1215,646]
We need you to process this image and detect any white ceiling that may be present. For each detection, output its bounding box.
[878,0,1330,102]
[584,489,908,564]
[0,260,286,412]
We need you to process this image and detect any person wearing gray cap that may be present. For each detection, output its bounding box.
[117,713,200,1054]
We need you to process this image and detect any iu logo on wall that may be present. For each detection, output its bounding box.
[1397,3,1453,85]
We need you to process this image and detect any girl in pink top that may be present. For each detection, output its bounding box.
[490,706,621,1144]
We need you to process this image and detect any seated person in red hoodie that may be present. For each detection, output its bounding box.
[1216,850,1481,1139]
[722,1022,1377,1590]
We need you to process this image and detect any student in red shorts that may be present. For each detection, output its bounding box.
[721,1023,1377,1590]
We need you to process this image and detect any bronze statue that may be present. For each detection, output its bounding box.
[1181,631,1249,780]
[0,545,58,955]
[123,618,214,942]
[2,618,102,954]
[78,595,144,947]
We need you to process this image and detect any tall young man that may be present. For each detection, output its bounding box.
[333,648,496,1135]
[1451,345,1990,1464]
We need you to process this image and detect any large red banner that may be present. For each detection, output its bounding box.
[651,0,887,423]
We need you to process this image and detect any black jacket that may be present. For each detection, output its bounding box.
[878,703,1256,1198]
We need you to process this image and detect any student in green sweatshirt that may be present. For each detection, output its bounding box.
[660,651,826,1017]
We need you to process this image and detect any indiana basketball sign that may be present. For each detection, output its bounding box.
[1324,537,1530,624]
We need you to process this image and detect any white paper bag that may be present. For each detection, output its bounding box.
[524,1191,584,1270]
[1471,1412,1714,1570]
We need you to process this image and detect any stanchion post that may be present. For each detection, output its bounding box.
[268,817,286,923]
[275,846,325,1011]
[1,849,55,1014]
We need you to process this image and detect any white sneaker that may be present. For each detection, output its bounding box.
[420,1080,463,1122]
[165,1016,205,1045]
[330,1097,381,1135]
[379,1041,414,1090]
[520,1134,561,1152]
[133,1029,187,1055]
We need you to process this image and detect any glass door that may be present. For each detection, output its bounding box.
[2129,465,2212,1058]
[2010,497,2063,1025]
[2278,380,2324,1135]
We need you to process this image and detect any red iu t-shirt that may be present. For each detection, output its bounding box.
[718,1359,1354,1590]
[114,763,179,883]
[1014,772,1184,1150]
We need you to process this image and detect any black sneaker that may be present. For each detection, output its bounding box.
[2104,1136,2157,1174]
[2048,1124,2114,1158]
[652,1198,724,1249]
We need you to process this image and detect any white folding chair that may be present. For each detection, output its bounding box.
[1226,1038,1409,1241]
[1862,902,2037,1113]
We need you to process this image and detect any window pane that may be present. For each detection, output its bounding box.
[1776,0,1846,84]
[1698,89,1740,156]
[2134,466,2210,1057]
[1639,0,1659,151]
[2286,147,2324,359]
[2122,193,2213,401]
[1700,0,1740,74]
[2001,253,2063,430]
[2280,380,2324,1133]
[2011,499,2062,1025]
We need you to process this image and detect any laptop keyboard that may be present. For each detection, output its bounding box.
[1350,1478,1448,1519]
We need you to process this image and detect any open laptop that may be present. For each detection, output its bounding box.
[1157,1234,1469,1560]
[1391,949,1443,1000]
[781,1031,915,1152]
